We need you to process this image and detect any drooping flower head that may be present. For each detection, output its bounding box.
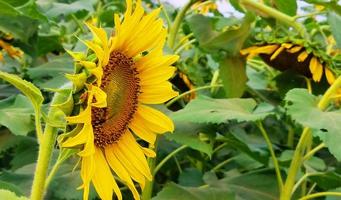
[240,42,338,85]
[59,0,179,199]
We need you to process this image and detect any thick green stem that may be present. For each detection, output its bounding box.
[30,125,57,200]
[142,155,157,200]
[257,121,283,191]
[34,111,43,143]
[280,128,311,200]
[239,0,306,38]
[168,1,196,49]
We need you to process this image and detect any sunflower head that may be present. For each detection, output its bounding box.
[240,40,339,85]
[58,0,179,199]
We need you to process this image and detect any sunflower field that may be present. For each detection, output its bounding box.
[1,0,341,200]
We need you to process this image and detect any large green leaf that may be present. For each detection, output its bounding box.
[0,71,43,133]
[0,1,38,42]
[188,14,252,54]
[27,55,73,89]
[0,1,20,16]
[219,56,247,98]
[0,95,34,135]
[207,170,279,200]
[172,96,270,124]
[45,0,95,18]
[152,182,235,200]
[0,190,28,200]
[285,89,341,160]
[273,0,297,16]
[166,121,213,157]
[328,11,341,49]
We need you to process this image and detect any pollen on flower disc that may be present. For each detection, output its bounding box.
[92,51,140,147]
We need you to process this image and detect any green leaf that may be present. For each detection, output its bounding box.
[285,89,341,160]
[0,1,38,42]
[45,0,95,18]
[208,170,279,200]
[27,55,73,89]
[18,1,48,22]
[0,15,38,42]
[178,168,205,187]
[0,181,24,197]
[172,96,270,124]
[188,14,252,54]
[0,189,28,200]
[0,1,20,16]
[219,56,247,98]
[166,121,213,157]
[328,11,341,49]
[0,95,34,135]
[152,182,235,200]
[273,0,297,16]
[0,71,43,132]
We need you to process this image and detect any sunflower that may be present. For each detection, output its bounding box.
[192,1,217,14]
[59,1,179,199]
[0,39,23,60]
[240,43,338,84]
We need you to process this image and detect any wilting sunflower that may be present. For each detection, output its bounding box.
[240,43,338,85]
[0,39,23,61]
[60,0,179,199]
[192,0,217,14]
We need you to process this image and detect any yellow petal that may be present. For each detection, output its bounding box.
[65,50,86,61]
[83,40,104,63]
[66,105,91,124]
[91,86,107,108]
[248,44,279,55]
[117,131,152,180]
[297,51,309,62]
[89,66,104,86]
[79,61,97,69]
[142,147,156,158]
[85,23,108,47]
[105,147,140,200]
[139,82,178,104]
[270,46,284,60]
[140,66,176,86]
[111,144,146,189]
[240,46,260,56]
[135,105,174,133]
[281,43,293,49]
[325,67,336,85]
[62,123,95,157]
[309,57,318,74]
[129,117,157,144]
[287,45,303,53]
[92,148,122,200]
[136,55,179,72]
[313,60,323,82]
[80,155,95,200]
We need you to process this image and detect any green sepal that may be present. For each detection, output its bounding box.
[65,71,88,93]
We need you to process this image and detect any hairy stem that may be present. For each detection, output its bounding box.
[30,125,57,200]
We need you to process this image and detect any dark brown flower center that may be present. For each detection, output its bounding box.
[92,51,140,147]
